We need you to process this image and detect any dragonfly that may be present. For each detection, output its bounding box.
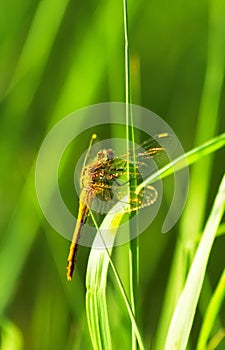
[67,133,173,281]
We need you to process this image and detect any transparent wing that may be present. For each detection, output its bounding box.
[111,184,158,213]
[82,184,158,227]
[119,132,177,167]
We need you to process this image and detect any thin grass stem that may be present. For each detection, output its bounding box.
[123,1,139,349]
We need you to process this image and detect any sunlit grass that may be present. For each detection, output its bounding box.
[0,0,225,349]
[85,134,225,350]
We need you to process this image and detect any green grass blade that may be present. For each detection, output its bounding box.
[196,269,225,350]
[154,135,225,350]
[154,1,225,342]
[85,205,146,350]
[216,223,225,237]
[137,132,225,192]
[165,173,225,350]
[0,318,23,350]
[86,209,123,350]
[6,0,69,93]
[0,164,85,324]
[0,170,39,315]
[207,329,225,350]
[51,2,123,118]
[85,133,225,350]
[180,0,225,240]
[1,0,69,153]
[123,1,139,348]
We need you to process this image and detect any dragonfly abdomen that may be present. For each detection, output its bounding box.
[66,200,90,281]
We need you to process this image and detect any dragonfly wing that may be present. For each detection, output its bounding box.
[119,133,177,169]
[111,184,158,213]
[128,185,158,212]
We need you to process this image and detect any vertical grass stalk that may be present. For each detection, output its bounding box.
[123,1,139,349]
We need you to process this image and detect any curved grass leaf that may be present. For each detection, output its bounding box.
[0,318,23,350]
[216,223,225,237]
[207,329,225,350]
[85,133,225,350]
[196,269,225,350]
[165,173,225,349]
[137,132,225,192]
[85,204,146,350]
[85,206,123,350]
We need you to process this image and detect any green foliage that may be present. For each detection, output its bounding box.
[0,0,225,349]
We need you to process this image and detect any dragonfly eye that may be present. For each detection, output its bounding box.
[106,149,114,160]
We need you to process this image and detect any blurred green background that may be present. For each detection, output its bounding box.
[0,0,224,349]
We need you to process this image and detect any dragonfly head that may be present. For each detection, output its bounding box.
[97,149,114,161]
